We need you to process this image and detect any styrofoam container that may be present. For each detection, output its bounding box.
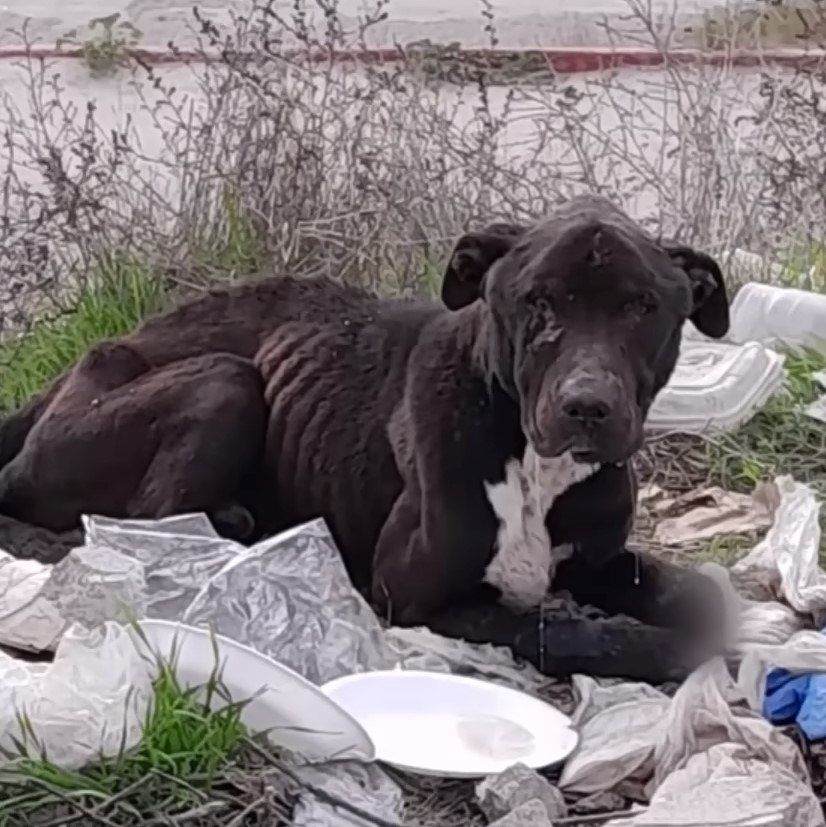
[728,282,826,348]
[647,338,786,434]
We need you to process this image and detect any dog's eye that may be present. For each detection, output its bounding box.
[640,295,658,314]
[624,295,657,315]
[526,292,554,315]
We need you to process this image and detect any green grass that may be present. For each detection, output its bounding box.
[655,347,826,566]
[0,252,166,412]
[0,192,270,412]
[690,533,759,567]
[57,13,143,78]
[704,347,826,497]
[0,638,252,826]
[189,189,268,282]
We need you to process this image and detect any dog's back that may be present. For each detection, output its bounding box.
[125,276,388,362]
[0,276,440,469]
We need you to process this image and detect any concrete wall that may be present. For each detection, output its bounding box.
[1,0,716,50]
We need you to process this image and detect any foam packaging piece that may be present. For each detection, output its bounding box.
[647,338,785,434]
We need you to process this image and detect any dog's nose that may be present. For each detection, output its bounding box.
[560,390,611,423]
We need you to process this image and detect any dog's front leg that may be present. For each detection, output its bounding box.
[554,549,727,646]
[547,463,726,648]
[372,483,715,682]
[371,482,496,626]
[425,595,714,683]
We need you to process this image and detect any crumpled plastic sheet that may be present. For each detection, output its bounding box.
[0,622,153,769]
[3,473,826,825]
[649,659,813,812]
[565,660,823,826]
[0,543,148,653]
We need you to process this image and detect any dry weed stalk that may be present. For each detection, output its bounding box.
[0,0,824,325]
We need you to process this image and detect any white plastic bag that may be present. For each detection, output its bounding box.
[0,550,61,652]
[0,621,153,770]
[565,660,823,826]
[0,544,147,653]
[733,476,826,620]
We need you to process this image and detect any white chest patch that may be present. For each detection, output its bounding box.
[483,448,600,610]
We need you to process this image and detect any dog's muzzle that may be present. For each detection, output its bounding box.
[532,369,642,464]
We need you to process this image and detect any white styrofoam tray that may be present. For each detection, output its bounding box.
[647,338,786,434]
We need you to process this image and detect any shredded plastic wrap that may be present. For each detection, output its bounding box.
[560,476,826,825]
[0,622,153,769]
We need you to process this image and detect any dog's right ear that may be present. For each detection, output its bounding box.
[441,223,525,310]
[661,242,730,339]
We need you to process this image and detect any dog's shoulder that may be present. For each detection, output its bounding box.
[389,307,520,487]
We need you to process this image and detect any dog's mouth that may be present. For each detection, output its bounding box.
[528,421,642,466]
[569,446,629,467]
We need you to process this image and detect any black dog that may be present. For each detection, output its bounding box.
[0,195,729,681]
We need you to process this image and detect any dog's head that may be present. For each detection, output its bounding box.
[441,195,729,465]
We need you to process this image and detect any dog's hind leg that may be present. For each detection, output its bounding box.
[0,353,266,540]
[123,355,267,542]
[0,378,67,469]
[50,341,151,406]
[0,340,151,471]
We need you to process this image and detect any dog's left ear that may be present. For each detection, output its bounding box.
[663,243,730,339]
[442,222,525,310]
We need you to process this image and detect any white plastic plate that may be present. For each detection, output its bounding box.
[321,669,578,778]
[130,619,375,763]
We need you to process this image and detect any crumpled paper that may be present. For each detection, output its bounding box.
[639,483,777,547]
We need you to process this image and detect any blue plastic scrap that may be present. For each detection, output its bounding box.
[763,627,826,741]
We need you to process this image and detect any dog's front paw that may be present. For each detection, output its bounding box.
[660,567,727,640]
